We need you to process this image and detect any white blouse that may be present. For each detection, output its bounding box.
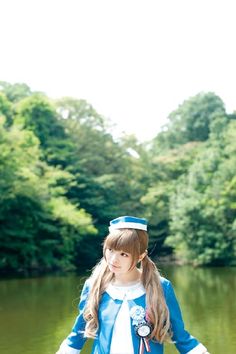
[106,282,145,354]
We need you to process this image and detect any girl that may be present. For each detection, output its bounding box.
[56,216,210,354]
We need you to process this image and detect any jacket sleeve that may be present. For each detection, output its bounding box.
[165,280,207,354]
[56,280,90,354]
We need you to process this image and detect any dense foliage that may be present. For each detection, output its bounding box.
[0,81,235,271]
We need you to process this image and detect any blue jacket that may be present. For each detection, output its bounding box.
[64,277,205,354]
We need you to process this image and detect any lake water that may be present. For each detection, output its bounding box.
[0,265,235,354]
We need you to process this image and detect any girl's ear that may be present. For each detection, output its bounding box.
[139,250,147,262]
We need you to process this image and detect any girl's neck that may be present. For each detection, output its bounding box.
[112,268,141,286]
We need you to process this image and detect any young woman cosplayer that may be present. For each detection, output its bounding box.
[56,216,210,354]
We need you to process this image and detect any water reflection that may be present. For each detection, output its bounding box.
[161,266,236,354]
[0,266,235,354]
[0,274,86,354]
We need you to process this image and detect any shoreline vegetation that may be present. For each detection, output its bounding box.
[0,81,236,274]
[0,255,235,280]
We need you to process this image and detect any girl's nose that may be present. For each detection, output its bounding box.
[111,252,119,264]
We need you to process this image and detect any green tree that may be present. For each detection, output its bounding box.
[0,117,96,271]
[55,98,150,264]
[0,81,33,103]
[141,142,202,256]
[151,92,226,151]
[15,94,74,169]
[16,95,65,148]
[166,121,236,265]
[0,92,13,126]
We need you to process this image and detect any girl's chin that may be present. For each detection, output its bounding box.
[108,264,120,272]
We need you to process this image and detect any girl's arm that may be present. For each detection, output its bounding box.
[55,280,90,354]
[165,280,209,354]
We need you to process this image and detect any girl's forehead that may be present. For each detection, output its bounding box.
[104,229,143,254]
[105,235,133,247]
[105,241,131,251]
[104,237,139,256]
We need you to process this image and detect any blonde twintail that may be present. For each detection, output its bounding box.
[141,256,172,342]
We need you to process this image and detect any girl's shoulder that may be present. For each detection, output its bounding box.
[160,275,170,284]
[80,278,92,295]
[159,276,172,292]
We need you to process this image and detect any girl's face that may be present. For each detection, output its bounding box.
[105,248,134,275]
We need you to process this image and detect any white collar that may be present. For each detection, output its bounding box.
[105,282,145,300]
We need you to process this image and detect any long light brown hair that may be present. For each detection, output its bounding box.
[83,228,171,343]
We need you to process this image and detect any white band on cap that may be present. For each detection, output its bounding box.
[109,221,147,231]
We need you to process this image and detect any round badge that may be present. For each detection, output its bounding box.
[130,305,145,323]
[135,322,152,338]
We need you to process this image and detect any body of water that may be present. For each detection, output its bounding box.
[0,265,235,354]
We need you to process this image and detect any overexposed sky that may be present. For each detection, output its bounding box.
[0,0,236,141]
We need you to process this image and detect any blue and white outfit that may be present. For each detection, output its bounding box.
[58,277,207,354]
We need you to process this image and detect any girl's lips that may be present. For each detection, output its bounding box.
[109,263,120,269]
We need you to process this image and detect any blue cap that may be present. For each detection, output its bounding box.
[109,216,148,232]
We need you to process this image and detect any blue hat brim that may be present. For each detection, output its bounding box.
[109,216,148,231]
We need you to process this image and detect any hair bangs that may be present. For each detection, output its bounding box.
[103,229,140,261]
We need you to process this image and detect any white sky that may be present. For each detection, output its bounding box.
[0,0,236,141]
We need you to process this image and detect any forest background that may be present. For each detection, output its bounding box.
[1,80,236,273]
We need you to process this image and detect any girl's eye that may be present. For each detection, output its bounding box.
[121,252,129,257]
